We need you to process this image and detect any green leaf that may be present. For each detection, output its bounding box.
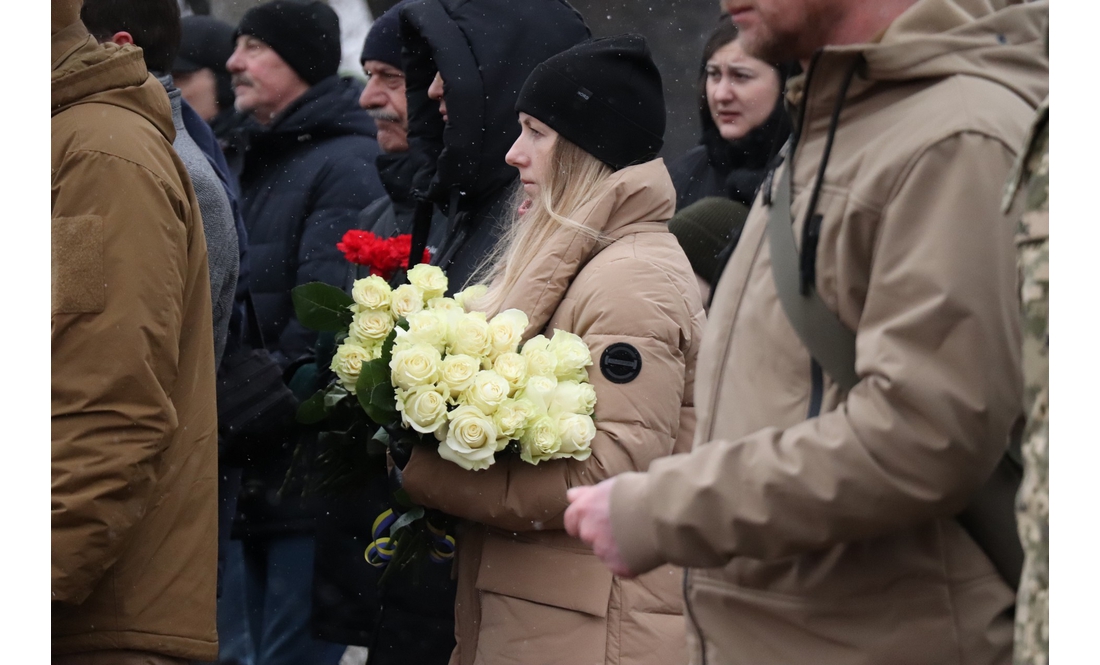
[389,506,425,536]
[292,282,355,332]
[356,357,398,424]
[379,318,407,366]
[371,427,392,446]
[297,388,331,424]
[378,528,428,587]
[296,384,349,424]
[392,488,416,509]
[366,427,391,456]
[324,385,349,409]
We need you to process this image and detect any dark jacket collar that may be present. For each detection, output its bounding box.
[248,75,377,151]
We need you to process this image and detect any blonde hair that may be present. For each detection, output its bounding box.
[468,135,614,314]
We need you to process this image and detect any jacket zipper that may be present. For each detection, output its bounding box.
[683,568,708,664]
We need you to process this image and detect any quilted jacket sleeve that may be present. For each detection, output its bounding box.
[400,249,695,532]
[51,149,194,604]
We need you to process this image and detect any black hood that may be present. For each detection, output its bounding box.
[250,75,377,149]
[399,0,590,210]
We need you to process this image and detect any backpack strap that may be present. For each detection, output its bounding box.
[765,162,859,392]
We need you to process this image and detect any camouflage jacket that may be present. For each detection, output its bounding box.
[1003,99,1048,665]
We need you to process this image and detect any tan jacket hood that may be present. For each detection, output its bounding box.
[873,0,1046,101]
[52,20,174,145]
[494,159,677,337]
[792,0,1047,123]
[52,0,80,35]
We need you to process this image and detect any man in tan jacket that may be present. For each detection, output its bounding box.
[51,0,219,662]
[567,0,1048,663]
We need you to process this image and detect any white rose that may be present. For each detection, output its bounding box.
[404,309,449,350]
[407,264,449,301]
[330,342,375,392]
[349,309,395,343]
[516,375,557,415]
[389,343,442,390]
[351,275,392,311]
[447,313,492,358]
[548,330,593,380]
[492,352,528,395]
[396,384,449,434]
[454,284,488,310]
[461,370,511,415]
[521,335,557,378]
[547,380,597,417]
[493,398,536,440]
[438,354,480,400]
[487,309,529,358]
[439,405,499,471]
[428,297,465,314]
[390,284,426,319]
[554,412,596,461]
[519,414,561,465]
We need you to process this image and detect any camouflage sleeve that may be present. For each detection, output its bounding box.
[1009,101,1048,665]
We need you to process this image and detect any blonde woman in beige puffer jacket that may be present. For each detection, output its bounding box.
[395,35,706,665]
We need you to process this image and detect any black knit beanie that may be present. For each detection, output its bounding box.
[176,16,236,109]
[235,1,341,86]
[360,0,412,68]
[516,34,665,170]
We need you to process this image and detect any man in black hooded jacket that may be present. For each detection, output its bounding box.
[308,3,453,662]
[220,2,385,664]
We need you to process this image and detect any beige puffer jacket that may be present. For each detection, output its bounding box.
[400,159,705,665]
[610,1,1047,664]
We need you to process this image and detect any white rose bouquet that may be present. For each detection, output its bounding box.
[291,264,598,576]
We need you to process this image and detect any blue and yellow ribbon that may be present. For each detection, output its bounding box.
[364,509,398,567]
[364,509,455,568]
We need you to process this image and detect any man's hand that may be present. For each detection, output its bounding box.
[565,478,635,578]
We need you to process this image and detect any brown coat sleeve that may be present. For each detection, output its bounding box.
[51,149,194,604]
[401,250,694,532]
[612,133,1025,573]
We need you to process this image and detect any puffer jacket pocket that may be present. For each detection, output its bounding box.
[473,531,611,665]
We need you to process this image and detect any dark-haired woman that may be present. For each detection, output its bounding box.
[668,17,792,210]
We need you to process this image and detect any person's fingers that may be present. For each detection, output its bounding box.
[566,486,583,502]
[563,502,581,537]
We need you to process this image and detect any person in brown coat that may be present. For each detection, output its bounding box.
[393,35,705,665]
[567,1,1048,664]
[51,0,219,662]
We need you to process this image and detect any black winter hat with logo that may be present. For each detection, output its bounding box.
[516,34,665,170]
[235,0,341,86]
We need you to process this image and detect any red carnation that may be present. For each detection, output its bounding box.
[337,230,432,281]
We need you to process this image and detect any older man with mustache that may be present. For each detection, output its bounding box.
[566,0,1048,663]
